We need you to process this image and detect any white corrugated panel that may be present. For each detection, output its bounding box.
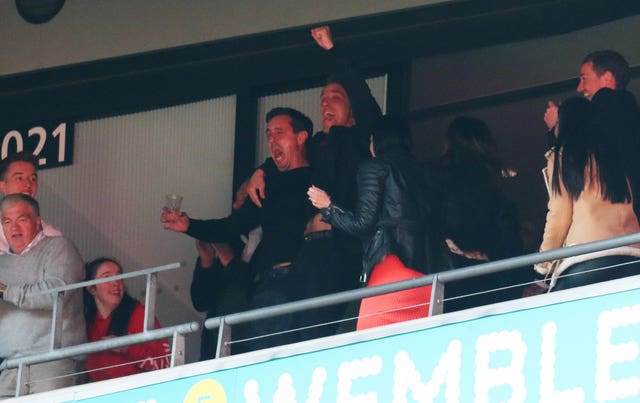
[36,96,236,361]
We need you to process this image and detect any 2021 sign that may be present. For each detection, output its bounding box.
[0,122,74,169]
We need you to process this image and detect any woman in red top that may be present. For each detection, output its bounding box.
[83,258,170,382]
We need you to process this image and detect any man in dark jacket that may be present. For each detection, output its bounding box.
[163,107,312,351]
[245,26,383,339]
[543,50,630,145]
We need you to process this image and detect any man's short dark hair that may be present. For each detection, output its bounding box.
[1,193,40,217]
[583,50,630,90]
[0,152,39,181]
[325,74,349,90]
[266,107,314,138]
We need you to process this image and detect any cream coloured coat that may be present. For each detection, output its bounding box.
[537,150,640,277]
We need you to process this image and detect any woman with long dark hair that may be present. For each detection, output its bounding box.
[84,258,170,381]
[430,116,525,312]
[308,116,431,330]
[537,91,640,290]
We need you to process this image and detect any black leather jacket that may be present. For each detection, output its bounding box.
[321,152,426,281]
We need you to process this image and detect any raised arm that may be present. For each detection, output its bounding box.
[544,101,558,131]
[186,199,261,244]
[312,26,382,133]
[543,101,559,148]
[311,25,335,50]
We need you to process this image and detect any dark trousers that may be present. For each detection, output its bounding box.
[293,235,361,341]
[243,266,300,351]
[552,255,640,291]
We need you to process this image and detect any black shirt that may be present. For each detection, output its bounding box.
[187,166,312,275]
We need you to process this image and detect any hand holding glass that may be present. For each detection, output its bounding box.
[165,193,183,212]
[161,194,189,232]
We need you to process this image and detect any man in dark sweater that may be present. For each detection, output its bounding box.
[162,107,312,351]
[245,26,383,339]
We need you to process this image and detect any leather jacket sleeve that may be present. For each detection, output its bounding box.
[321,159,387,236]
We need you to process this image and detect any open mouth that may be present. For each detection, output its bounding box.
[322,111,335,121]
[271,148,284,162]
[107,286,123,298]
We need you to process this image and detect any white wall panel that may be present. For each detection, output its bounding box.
[36,96,236,361]
[256,76,387,164]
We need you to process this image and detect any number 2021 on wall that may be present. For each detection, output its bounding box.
[0,122,74,170]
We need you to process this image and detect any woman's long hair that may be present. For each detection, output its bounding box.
[435,116,521,260]
[443,116,503,187]
[552,92,640,202]
[371,115,412,157]
[84,257,137,337]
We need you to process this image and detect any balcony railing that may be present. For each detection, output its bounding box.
[4,232,640,397]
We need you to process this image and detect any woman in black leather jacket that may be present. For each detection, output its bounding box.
[308,116,430,330]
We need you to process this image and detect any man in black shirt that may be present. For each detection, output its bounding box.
[245,26,383,339]
[162,107,313,351]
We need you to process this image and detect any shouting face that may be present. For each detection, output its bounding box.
[267,114,308,172]
[320,83,355,133]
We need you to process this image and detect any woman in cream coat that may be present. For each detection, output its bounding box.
[537,91,640,291]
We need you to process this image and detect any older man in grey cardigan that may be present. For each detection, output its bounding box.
[0,194,85,398]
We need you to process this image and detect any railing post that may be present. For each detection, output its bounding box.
[216,317,232,358]
[170,330,185,367]
[144,272,158,332]
[15,362,29,397]
[50,291,64,350]
[429,274,444,316]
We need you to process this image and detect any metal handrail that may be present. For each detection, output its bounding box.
[1,261,190,397]
[30,261,183,295]
[37,261,183,346]
[0,322,199,370]
[205,231,640,356]
[6,232,640,394]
